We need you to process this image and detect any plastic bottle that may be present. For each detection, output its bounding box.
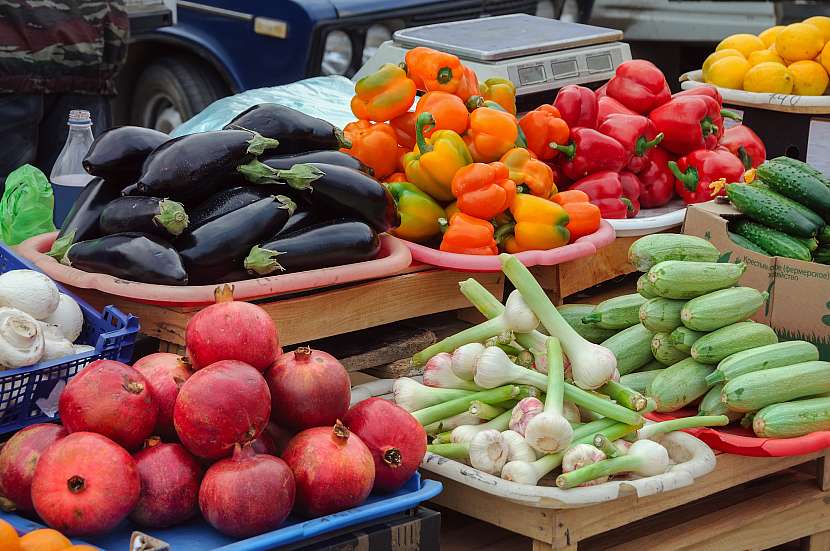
[50,110,95,226]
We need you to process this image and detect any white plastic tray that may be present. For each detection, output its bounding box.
[607,200,686,237]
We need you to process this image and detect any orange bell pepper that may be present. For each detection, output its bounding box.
[479,78,517,115]
[440,212,498,255]
[341,120,399,179]
[454,65,480,103]
[385,172,407,183]
[390,111,417,150]
[552,189,591,205]
[519,105,570,161]
[500,148,556,198]
[351,63,416,122]
[405,47,463,94]
[445,200,460,220]
[496,194,570,253]
[451,162,517,220]
[464,107,519,163]
[551,190,601,241]
[415,91,469,137]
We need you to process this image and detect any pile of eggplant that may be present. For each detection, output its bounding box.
[49,104,400,286]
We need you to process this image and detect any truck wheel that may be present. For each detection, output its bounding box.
[131,57,227,133]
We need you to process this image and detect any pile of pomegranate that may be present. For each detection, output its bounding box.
[0,286,427,539]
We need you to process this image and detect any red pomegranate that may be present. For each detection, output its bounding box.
[133,353,193,439]
[0,423,67,512]
[130,441,202,528]
[264,347,350,431]
[31,432,140,536]
[199,444,295,538]
[185,285,280,371]
[174,360,271,459]
[343,398,427,492]
[251,430,277,456]
[264,422,295,456]
[58,360,158,451]
[282,421,375,517]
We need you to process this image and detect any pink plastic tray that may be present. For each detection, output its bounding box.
[402,220,616,272]
[645,409,830,457]
[16,232,412,307]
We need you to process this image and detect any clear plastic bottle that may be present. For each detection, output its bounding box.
[50,110,95,226]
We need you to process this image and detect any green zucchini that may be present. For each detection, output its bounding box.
[637,273,659,299]
[558,304,618,344]
[705,340,820,384]
[753,396,830,438]
[581,293,647,330]
[756,160,830,217]
[691,321,778,364]
[725,183,819,238]
[619,370,664,394]
[721,361,830,413]
[647,261,746,299]
[639,359,668,372]
[651,332,690,366]
[670,326,706,354]
[600,323,655,375]
[639,297,685,333]
[627,233,720,272]
[699,383,742,422]
[731,220,812,261]
[680,287,768,332]
[770,156,830,187]
[647,357,715,413]
[728,231,769,255]
[818,225,830,244]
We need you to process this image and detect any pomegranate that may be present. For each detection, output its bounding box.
[0,423,67,512]
[264,422,295,456]
[199,444,295,538]
[343,398,427,492]
[58,360,158,451]
[133,353,193,439]
[31,432,140,536]
[174,360,271,459]
[282,421,375,517]
[185,285,280,371]
[251,430,277,456]
[130,441,202,528]
[265,347,350,431]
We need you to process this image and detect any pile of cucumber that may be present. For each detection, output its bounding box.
[563,233,830,440]
[726,156,830,263]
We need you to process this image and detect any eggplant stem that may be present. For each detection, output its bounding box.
[274,195,297,216]
[47,230,76,260]
[244,246,285,275]
[244,129,281,156]
[237,159,324,190]
[155,199,190,236]
[335,127,352,149]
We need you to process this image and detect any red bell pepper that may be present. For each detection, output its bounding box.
[649,95,724,157]
[606,60,671,115]
[619,171,642,218]
[569,170,632,219]
[546,161,571,190]
[553,85,598,129]
[637,146,676,208]
[595,83,608,98]
[551,128,627,181]
[673,85,723,106]
[596,96,637,126]
[669,148,745,204]
[719,125,767,169]
[598,114,664,173]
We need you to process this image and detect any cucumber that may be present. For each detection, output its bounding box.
[639,359,668,372]
[814,246,830,264]
[722,361,830,413]
[731,220,812,261]
[581,294,647,330]
[725,183,819,238]
[699,383,742,422]
[796,236,820,252]
[691,321,779,364]
[680,287,768,332]
[647,357,714,413]
[753,396,830,438]
[819,225,830,244]
[749,176,827,228]
[651,332,690,366]
[770,156,830,187]
[637,273,659,299]
[728,231,769,255]
[558,304,619,344]
[647,261,746,299]
[600,323,655,375]
[639,297,685,333]
[705,340,820,385]
[628,233,720,272]
[756,160,830,217]
[619,370,664,394]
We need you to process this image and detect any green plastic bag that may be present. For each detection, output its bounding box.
[0,164,56,245]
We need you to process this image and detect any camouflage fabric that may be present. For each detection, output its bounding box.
[0,0,128,95]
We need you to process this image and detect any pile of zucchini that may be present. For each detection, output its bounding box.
[725,156,830,263]
[563,233,830,440]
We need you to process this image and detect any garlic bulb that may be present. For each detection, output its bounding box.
[451,342,484,380]
[562,444,608,486]
[524,411,574,454]
[423,352,481,390]
[509,397,543,436]
[468,429,509,475]
[501,430,538,462]
[0,307,44,368]
[562,401,581,424]
[502,291,540,333]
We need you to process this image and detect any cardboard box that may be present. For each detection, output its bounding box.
[683,201,830,360]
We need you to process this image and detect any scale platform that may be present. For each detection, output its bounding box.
[354,14,630,97]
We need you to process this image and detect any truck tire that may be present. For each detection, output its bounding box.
[130,56,227,133]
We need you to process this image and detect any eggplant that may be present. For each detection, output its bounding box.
[176,195,295,284]
[63,232,188,286]
[260,150,372,175]
[99,196,189,238]
[244,219,380,276]
[272,206,324,238]
[48,177,121,260]
[224,104,350,154]
[188,185,310,230]
[83,126,169,181]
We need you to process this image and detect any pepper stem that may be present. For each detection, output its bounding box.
[621,197,634,214]
[493,222,516,245]
[466,95,485,112]
[668,161,700,192]
[721,109,743,122]
[737,145,752,170]
[634,133,664,157]
[700,118,719,137]
[415,112,436,154]
[438,217,449,234]
[550,141,576,160]
[155,199,190,236]
[244,246,285,275]
[335,127,352,149]
[437,67,453,85]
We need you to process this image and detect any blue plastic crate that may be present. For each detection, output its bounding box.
[0,243,139,434]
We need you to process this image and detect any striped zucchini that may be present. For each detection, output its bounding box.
[619,370,664,394]
[637,273,659,299]
[691,321,778,364]
[722,361,830,413]
[753,396,830,438]
[647,261,746,299]
[639,297,685,333]
[699,383,742,422]
[628,233,720,272]
[725,182,819,238]
[647,357,714,413]
[558,304,618,344]
[728,231,769,255]
[731,220,812,261]
[651,332,690,366]
[705,340,820,385]
[671,326,706,354]
[601,323,655,375]
[680,287,768,332]
[581,294,647,330]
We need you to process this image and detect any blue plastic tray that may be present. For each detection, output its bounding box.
[0,473,442,550]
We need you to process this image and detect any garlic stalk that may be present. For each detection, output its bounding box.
[428,430,510,475]
[469,400,507,420]
[0,307,44,369]
[393,378,474,412]
[593,434,626,458]
[451,343,485,381]
[451,410,511,444]
[524,338,573,454]
[509,397,544,436]
[501,430,538,462]
[423,353,483,391]
[561,444,608,486]
[424,412,482,435]
[636,415,730,440]
[598,380,647,411]
[412,385,540,427]
[556,439,670,489]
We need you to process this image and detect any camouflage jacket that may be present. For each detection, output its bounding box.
[0,0,129,95]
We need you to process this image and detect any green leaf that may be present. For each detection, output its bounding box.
[717,251,732,263]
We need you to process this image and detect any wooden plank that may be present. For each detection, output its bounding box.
[807,530,830,551]
[817,450,830,491]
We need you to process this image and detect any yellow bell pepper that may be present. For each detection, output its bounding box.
[479,77,517,115]
[385,181,446,242]
[403,112,472,202]
[500,147,556,199]
[497,194,570,253]
[351,64,417,122]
